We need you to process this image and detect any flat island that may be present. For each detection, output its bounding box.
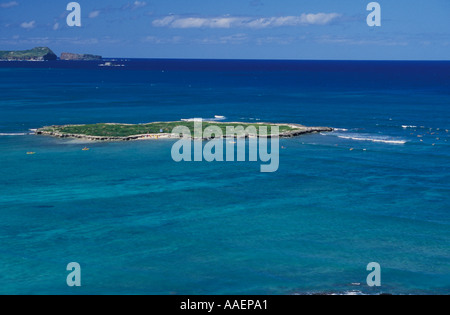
[35,122,333,141]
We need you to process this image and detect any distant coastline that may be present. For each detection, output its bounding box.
[60,52,102,61]
[35,122,333,141]
[0,47,102,61]
[0,47,57,61]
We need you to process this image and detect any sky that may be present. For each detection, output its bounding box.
[1,0,449,60]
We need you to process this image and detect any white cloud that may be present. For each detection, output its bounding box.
[152,16,176,27]
[0,1,18,8]
[72,38,100,45]
[300,13,341,25]
[89,11,100,18]
[172,17,241,29]
[141,33,307,46]
[317,36,408,47]
[142,34,250,45]
[143,35,182,44]
[20,20,35,29]
[0,36,123,47]
[123,1,147,10]
[0,36,50,45]
[191,34,250,45]
[153,13,342,29]
[132,1,147,9]
[255,36,296,45]
[218,33,248,43]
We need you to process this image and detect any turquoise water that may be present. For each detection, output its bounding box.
[0,61,449,294]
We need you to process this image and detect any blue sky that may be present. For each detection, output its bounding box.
[1,0,449,59]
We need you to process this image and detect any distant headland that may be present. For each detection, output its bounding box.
[0,47,57,61]
[0,47,102,61]
[60,52,102,61]
[35,121,333,141]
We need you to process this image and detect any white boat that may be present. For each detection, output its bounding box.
[99,62,125,67]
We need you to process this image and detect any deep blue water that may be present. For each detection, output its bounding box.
[0,60,449,294]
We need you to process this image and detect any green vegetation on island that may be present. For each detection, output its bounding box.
[38,122,294,137]
[0,47,57,61]
[36,121,333,141]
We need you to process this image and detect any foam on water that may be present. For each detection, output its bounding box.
[333,128,349,132]
[0,133,28,136]
[337,134,407,145]
[326,131,408,145]
[181,116,227,122]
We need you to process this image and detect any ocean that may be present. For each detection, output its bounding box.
[0,60,449,294]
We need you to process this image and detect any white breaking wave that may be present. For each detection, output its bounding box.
[337,135,407,145]
[328,129,407,145]
[333,128,349,132]
[0,133,28,136]
[331,291,365,296]
[181,116,227,122]
[208,116,227,121]
[327,126,409,145]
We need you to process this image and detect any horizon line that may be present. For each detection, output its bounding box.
[102,57,450,62]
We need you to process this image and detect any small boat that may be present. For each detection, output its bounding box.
[82,147,90,151]
[214,115,226,119]
[26,152,36,155]
[99,62,125,67]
